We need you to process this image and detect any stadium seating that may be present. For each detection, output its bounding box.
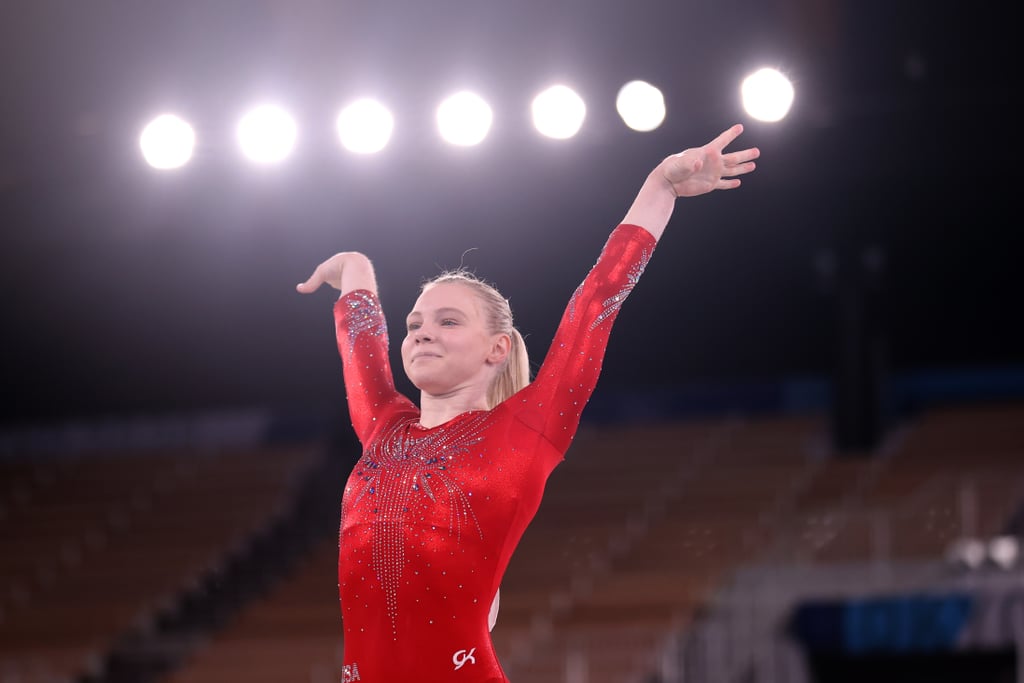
[161,537,344,683]
[0,447,317,683]
[3,402,1021,683]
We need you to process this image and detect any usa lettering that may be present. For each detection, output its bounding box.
[342,663,361,682]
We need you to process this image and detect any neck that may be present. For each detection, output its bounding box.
[417,389,490,428]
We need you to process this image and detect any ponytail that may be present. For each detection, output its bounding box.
[487,327,530,408]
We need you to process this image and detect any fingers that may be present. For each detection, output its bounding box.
[725,160,757,178]
[295,278,319,294]
[715,141,758,190]
[724,146,760,166]
[295,266,326,294]
[721,146,759,179]
[708,123,744,151]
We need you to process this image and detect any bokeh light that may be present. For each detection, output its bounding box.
[139,114,195,169]
[436,91,493,147]
[236,104,298,164]
[616,80,666,132]
[531,85,586,140]
[740,68,795,123]
[336,99,394,154]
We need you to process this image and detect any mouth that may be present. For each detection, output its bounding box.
[411,353,441,362]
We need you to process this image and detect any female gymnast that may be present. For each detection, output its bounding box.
[297,124,759,682]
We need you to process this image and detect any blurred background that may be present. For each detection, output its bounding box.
[1,1,1021,682]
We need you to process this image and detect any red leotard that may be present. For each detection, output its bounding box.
[334,224,655,682]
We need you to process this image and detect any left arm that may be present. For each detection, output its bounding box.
[623,123,759,241]
[519,124,760,454]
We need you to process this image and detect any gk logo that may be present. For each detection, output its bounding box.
[453,648,477,671]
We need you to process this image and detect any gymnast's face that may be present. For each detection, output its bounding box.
[401,282,506,398]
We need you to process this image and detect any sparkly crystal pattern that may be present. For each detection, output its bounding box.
[567,281,584,323]
[332,224,656,681]
[589,246,650,330]
[349,412,490,634]
[567,241,650,328]
[342,290,387,357]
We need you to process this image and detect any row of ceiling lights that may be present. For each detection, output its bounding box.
[140,69,794,169]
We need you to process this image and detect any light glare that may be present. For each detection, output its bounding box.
[531,85,586,140]
[616,81,666,132]
[989,536,1019,569]
[741,68,795,123]
[236,104,297,164]
[336,99,394,154]
[139,114,195,169]
[436,91,493,147]
[947,538,986,569]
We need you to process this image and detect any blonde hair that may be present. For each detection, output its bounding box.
[422,270,530,408]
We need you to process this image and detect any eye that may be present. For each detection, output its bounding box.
[441,318,458,327]
[407,322,421,331]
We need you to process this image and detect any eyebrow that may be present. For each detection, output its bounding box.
[406,306,468,321]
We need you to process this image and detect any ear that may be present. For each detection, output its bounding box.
[485,333,511,366]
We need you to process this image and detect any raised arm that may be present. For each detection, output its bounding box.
[296,251,378,297]
[297,251,415,444]
[623,123,759,241]
[517,125,760,454]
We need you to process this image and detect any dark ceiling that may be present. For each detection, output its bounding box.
[1,0,1019,426]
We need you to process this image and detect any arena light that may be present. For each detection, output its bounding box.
[946,537,986,570]
[436,91,493,147]
[336,98,394,154]
[236,104,297,164]
[616,80,666,132]
[988,536,1019,570]
[139,114,195,170]
[531,85,586,140]
[740,68,795,123]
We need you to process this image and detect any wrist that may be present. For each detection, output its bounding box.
[622,172,677,242]
[649,167,678,199]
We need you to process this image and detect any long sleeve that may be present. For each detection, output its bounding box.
[334,289,418,446]
[517,223,656,454]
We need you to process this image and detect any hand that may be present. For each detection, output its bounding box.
[296,251,377,296]
[660,124,759,198]
[296,253,350,294]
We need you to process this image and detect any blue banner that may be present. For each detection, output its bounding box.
[792,594,974,654]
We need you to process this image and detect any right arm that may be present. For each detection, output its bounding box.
[297,251,416,444]
[296,251,378,298]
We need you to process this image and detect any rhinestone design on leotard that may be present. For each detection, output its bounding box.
[342,290,387,357]
[568,246,651,329]
[590,245,650,330]
[349,412,491,634]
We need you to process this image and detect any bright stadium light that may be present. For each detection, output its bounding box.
[616,80,666,132]
[436,91,493,147]
[236,104,297,164]
[336,98,394,154]
[741,68,795,123]
[531,85,586,140]
[139,114,195,170]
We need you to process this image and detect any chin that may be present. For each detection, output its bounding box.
[406,372,440,395]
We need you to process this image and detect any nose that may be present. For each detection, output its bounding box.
[414,328,432,343]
